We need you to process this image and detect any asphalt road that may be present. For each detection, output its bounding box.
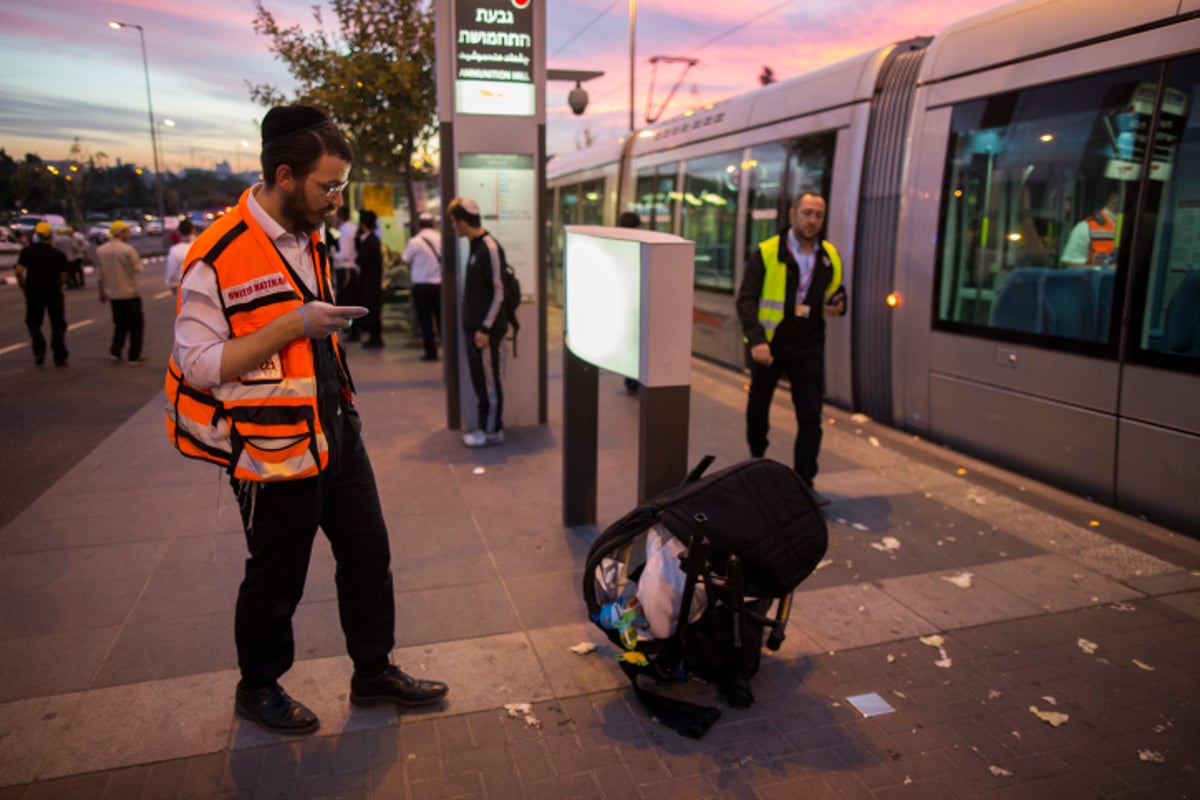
[0,238,175,529]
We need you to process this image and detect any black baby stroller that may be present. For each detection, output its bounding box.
[583,456,828,738]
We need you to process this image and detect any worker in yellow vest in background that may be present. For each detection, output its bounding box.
[737,192,846,505]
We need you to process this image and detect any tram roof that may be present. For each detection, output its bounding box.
[919,0,1189,85]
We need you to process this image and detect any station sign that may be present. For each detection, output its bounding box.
[455,0,535,117]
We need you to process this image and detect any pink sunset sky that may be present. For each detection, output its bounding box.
[0,0,1014,172]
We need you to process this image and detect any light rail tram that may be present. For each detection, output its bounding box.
[547,0,1200,533]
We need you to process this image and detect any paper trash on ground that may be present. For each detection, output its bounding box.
[919,634,953,668]
[870,536,901,553]
[504,703,542,728]
[846,693,895,718]
[1077,638,1099,654]
[568,642,596,655]
[472,467,485,475]
[941,572,974,589]
[1029,706,1069,727]
[989,766,1013,777]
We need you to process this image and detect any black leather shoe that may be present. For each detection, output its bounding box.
[350,665,449,707]
[234,683,319,735]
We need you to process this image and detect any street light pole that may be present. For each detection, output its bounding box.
[109,20,168,248]
[629,0,637,132]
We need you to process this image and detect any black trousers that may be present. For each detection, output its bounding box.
[25,293,68,364]
[109,297,144,360]
[746,347,825,486]
[464,333,503,434]
[230,412,394,688]
[68,259,84,287]
[411,283,441,358]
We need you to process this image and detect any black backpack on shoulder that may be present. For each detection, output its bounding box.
[493,240,522,356]
[582,457,828,738]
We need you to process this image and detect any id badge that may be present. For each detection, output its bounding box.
[240,352,284,384]
[795,303,811,319]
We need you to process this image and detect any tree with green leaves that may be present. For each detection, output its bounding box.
[250,0,437,233]
[0,149,18,214]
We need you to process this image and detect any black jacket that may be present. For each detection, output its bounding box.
[461,231,507,337]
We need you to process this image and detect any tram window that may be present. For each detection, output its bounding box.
[546,187,561,302]
[1134,55,1200,368]
[681,151,741,292]
[935,63,1160,347]
[579,179,604,225]
[633,165,678,234]
[746,143,789,255]
[789,133,835,202]
[744,134,835,266]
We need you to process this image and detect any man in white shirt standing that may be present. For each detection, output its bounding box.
[402,212,443,361]
[332,206,359,325]
[164,219,196,292]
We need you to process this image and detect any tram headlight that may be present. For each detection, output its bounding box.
[886,292,900,308]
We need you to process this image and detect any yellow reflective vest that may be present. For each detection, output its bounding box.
[756,235,842,342]
[164,189,349,481]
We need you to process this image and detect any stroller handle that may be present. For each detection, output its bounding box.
[764,594,793,651]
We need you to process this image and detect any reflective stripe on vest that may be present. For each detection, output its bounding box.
[164,187,347,481]
[1087,212,1115,261]
[756,235,843,342]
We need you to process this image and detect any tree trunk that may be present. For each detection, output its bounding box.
[402,141,418,236]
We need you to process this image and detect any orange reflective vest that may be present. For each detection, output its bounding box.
[164,188,348,481]
[1087,210,1115,263]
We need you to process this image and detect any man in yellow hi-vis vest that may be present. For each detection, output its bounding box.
[736,192,846,504]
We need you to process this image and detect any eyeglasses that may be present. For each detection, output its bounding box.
[313,179,349,200]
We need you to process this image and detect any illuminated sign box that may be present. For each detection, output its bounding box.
[455,0,535,117]
[564,226,695,387]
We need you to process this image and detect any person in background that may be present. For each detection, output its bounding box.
[737,192,847,506]
[96,220,146,364]
[332,206,359,320]
[1060,189,1119,267]
[618,211,642,394]
[403,212,443,362]
[165,219,197,292]
[356,209,384,349]
[447,196,507,447]
[167,103,448,736]
[53,226,86,288]
[15,221,70,367]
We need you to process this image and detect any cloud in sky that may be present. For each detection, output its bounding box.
[0,0,1014,169]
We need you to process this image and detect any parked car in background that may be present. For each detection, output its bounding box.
[0,226,20,269]
[119,219,144,236]
[144,218,163,234]
[86,222,112,244]
[10,213,67,237]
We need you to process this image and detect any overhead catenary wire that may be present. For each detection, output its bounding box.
[551,0,624,58]
[578,0,800,113]
[683,0,798,56]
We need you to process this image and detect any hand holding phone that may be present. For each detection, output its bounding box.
[299,301,369,339]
